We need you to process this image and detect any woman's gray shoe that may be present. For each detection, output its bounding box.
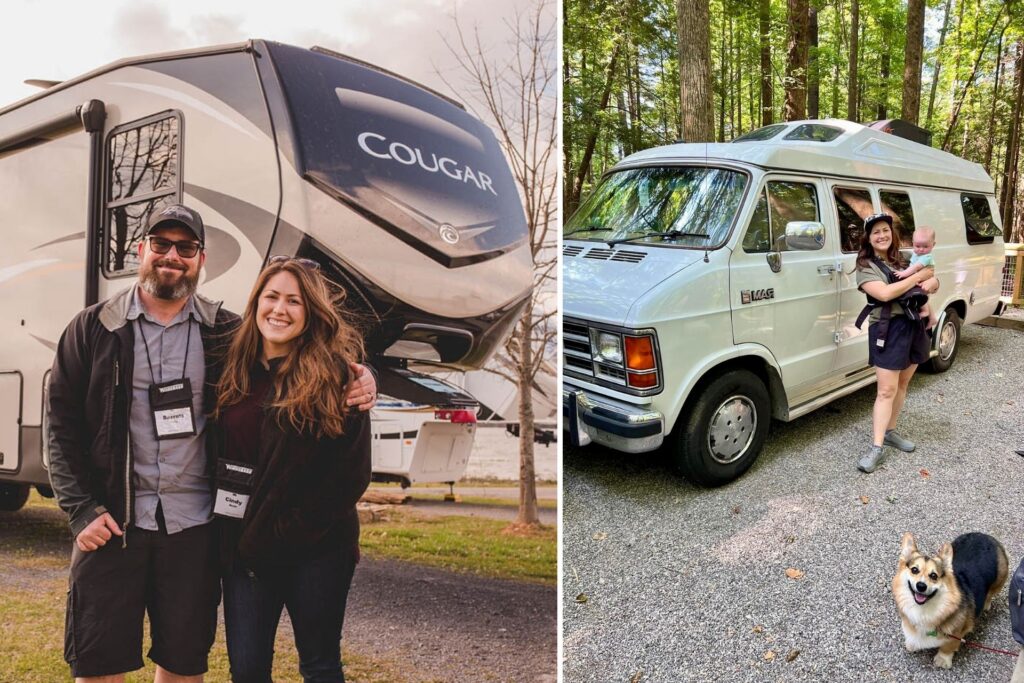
[858,445,886,473]
[883,430,916,452]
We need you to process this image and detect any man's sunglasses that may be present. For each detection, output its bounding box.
[268,255,321,271]
[147,236,202,258]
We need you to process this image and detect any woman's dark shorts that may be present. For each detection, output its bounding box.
[64,522,220,678]
[868,314,930,370]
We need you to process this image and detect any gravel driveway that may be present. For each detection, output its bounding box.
[563,322,1024,682]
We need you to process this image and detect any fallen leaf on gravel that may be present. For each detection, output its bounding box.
[919,469,930,478]
[752,624,764,634]
[732,505,741,515]
[859,496,869,505]
[784,535,795,544]
[764,650,777,661]
[886,496,897,504]
[630,672,643,683]
[785,568,805,580]
[574,593,588,604]
[786,649,800,662]
[592,532,608,541]
[936,395,944,403]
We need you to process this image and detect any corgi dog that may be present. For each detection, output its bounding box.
[892,532,1008,668]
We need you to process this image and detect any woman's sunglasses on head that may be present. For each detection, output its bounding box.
[268,255,321,271]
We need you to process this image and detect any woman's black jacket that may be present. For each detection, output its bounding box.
[208,368,371,573]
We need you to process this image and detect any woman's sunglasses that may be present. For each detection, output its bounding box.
[147,236,202,258]
[268,255,321,270]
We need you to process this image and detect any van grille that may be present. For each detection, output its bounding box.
[563,245,647,263]
[563,245,584,258]
[562,319,626,387]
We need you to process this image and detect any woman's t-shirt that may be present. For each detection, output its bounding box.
[855,259,905,324]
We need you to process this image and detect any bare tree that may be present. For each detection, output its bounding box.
[677,0,715,141]
[442,0,557,528]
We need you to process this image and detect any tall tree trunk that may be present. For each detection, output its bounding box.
[617,90,631,156]
[632,38,643,153]
[569,41,621,213]
[760,0,773,125]
[719,8,728,141]
[901,0,925,124]
[848,0,859,121]
[832,0,842,119]
[877,53,890,120]
[677,0,715,141]
[1001,40,1024,242]
[784,0,809,120]
[926,0,954,129]
[985,32,1007,172]
[808,5,819,119]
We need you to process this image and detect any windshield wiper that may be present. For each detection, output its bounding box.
[607,230,710,247]
[563,225,613,238]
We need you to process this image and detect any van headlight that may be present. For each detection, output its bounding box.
[591,331,623,364]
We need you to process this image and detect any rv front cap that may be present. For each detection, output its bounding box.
[863,212,893,231]
[146,204,205,245]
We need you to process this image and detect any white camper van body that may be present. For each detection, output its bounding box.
[563,119,1004,485]
[0,41,532,508]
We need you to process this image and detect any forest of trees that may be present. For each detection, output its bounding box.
[564,0,1024,243]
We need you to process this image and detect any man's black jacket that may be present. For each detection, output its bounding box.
[46,286,239,538]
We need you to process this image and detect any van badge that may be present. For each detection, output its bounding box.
[741,288,775,304]
[439,224,460,244]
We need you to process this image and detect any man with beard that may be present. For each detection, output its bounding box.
[46,205,377,682]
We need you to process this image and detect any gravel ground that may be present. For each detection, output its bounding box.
[563,322,1024,682]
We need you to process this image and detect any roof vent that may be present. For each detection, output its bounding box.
[867,119,933,147]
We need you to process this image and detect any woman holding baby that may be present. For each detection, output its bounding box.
[854,213,939,473]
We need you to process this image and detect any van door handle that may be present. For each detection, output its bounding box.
[817,265,836,276]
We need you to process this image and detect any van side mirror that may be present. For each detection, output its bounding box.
[784,221,825,251]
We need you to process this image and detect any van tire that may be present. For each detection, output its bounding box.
[924,308,961,373]
[673,369,770,486]
[0,483,30,511]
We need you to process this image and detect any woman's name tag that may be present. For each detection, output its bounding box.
[213,459,255,520]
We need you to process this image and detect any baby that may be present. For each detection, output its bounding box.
[894,226,936,329]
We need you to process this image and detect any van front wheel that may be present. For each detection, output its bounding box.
[673,369,770,486]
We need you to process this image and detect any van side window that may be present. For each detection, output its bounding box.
[961,193,1000,244]
[834,187,873,253]
[742,181,819,253]
[104,114,182,275]
[879,190,916,246]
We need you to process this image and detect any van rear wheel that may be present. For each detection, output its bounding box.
[673,369,770,486]
[924,307,961,373]
[0,483,30,511]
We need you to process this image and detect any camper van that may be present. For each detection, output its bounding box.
[563,119,1004,486]
[0,40,532,510]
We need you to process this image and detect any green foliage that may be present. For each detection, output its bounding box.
[564,0,1024,222]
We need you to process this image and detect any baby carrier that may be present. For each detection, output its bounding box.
[854,257,929,348]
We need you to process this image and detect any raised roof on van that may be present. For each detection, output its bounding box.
[616,119,993,195]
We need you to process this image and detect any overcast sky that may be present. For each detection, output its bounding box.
[1,0,550,110]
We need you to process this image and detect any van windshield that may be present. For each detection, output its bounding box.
[564,167,747,248]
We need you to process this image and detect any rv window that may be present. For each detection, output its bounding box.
[563,166,747,248]
[733,124,787,142]
[742,181,820,253]
[960,193,1000,244]
[834,187,873,253]
[104,114,181,274]
[783,124,843,142]
[878,191,916,246]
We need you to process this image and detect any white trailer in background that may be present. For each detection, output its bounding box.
[0,40,533,510]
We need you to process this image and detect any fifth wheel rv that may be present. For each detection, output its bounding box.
[0,40,533,510]
[563,119,1004,486]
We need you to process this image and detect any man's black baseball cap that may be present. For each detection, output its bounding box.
[863,212,893,231]
[146,204,205,244]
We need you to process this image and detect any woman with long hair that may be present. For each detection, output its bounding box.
[855,213,938,473]
[210,256,371,682]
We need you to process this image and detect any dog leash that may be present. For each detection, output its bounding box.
[931,631,1019,658]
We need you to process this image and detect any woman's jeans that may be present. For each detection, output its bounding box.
[223,545,358,683]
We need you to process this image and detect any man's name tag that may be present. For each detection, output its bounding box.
[214,488,250,519]
[154,406,195,437]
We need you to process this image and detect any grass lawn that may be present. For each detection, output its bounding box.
[360,510,556,585]
[402,492,558,509]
